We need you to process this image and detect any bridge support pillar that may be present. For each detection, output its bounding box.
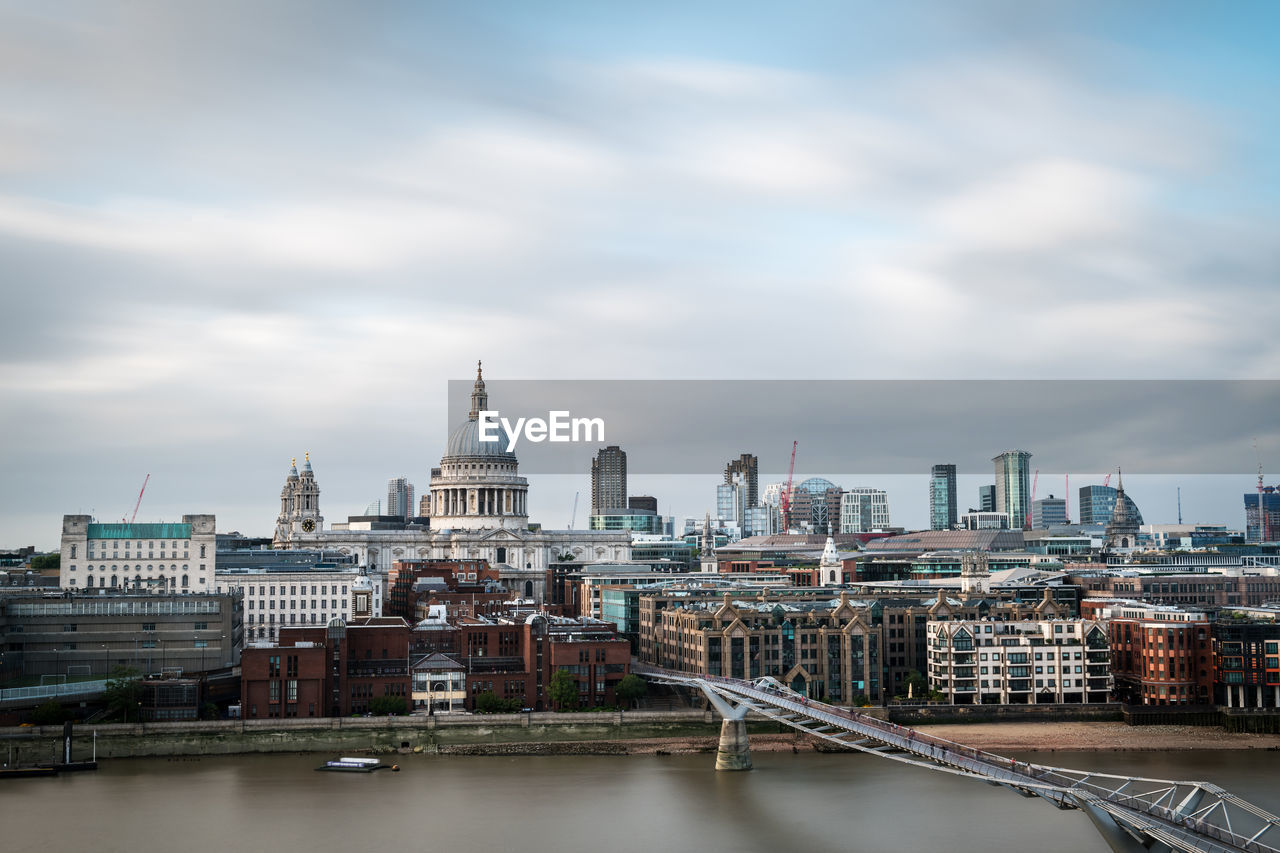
[715,717,752,771]
[1075,797,1172,853]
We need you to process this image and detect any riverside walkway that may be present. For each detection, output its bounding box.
[636,665,1280,853]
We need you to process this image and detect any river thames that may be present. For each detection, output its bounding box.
[6,750,1278,853]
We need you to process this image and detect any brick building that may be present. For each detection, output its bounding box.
[1087,600,1212,706]
[1067,568,1280,609]
[638,585,1074,702]
[241,616,411,718]
[387,559,498,621]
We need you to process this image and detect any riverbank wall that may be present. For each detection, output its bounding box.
[0,710,743,764]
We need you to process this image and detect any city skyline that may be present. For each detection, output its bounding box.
[2,2,1278,548]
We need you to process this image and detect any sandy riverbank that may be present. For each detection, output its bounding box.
[434,723,1280,757]
[907,720,1280,752]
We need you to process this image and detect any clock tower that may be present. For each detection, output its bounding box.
[272,452,324,548]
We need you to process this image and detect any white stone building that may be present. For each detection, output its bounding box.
[215,566,381,642]
[270,364,630,601]
[60,514,217,593]
[927,618,1112,704]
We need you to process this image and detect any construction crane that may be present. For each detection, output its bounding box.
[1064,474,1070,524]
[1024,469,1039,528]
[128,474,150,523]
[568,491,579,531]
[1256,438,1269,543]
[780,441,798,532]
[1102,471,1112,488]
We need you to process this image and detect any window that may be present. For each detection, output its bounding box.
[194,622,208,630]
[268,655,280,677]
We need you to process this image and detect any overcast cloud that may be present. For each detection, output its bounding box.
[1,2,1277,547]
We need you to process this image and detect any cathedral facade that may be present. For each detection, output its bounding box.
[272,365,631,601]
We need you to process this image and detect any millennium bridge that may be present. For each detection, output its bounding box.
[636,665,1280,853]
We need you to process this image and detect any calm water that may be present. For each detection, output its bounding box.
[5,750,1278,853]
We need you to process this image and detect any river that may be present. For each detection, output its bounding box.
[5,750,1278,853]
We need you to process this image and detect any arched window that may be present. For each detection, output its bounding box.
[111,575,118,587]
[71,544,77,558]
[182,574,189,588]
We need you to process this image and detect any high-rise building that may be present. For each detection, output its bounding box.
[591,446,627,515]
[724,453,759,510]
[1078,485,1145,527]
[387,476,415,520]
[1031,495,1067,528]
[929,464,957,530]
[993,450,1032,529]
[840,488,891,534]
[978,485,996,513]
[628,495,658,514]
[1244,487,1280,542]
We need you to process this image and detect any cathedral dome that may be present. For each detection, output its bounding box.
[445,417,517,460]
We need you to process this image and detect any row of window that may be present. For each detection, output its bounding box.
[248,599,340,610]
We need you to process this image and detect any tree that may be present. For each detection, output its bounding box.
[104,666,143,722]
[474,691,520,714]
[368,695,409,716]
[899,670,928,700]
[614,674,647,709]
[850,693,871,708]
[29,699,67,725]
[29,553,59,571]
[548,668,580,711]
[199,702,220,720]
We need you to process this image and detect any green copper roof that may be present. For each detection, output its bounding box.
[87,523,192,540]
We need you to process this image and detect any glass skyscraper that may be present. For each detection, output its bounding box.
[929,463,957,530]
[993,450,1032,529]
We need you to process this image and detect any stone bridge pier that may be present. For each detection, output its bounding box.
[695,682,752,771]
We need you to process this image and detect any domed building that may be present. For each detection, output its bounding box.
[270,363,631,601]
[427,363,529,531]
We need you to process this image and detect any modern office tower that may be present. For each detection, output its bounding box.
[628,495,658,514]
[840,488,891,534]
[1078,484,1145,527]
[717,475,748,531]
[992,450,1032,529]
[591,445,627,515]
[1031,495,1067,528]
[978,485,996,513]
[929,464,958,530]
[387,476,415,519]
[1244,486,1280,542]
[724,453,759,510]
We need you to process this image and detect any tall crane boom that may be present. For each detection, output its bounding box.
[569,491,579,531]
[129,474,151,524]
[781,441,798,532]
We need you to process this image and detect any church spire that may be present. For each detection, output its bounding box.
[469,360,489,420]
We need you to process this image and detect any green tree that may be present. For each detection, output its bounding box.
[548,668,580,711]
[368,695,409,716]
[899,670,928,700]
[850,693,871,708]
[104,666,143,722]
[474,691,520,714]
[29,699,67,725]
[30,553,60,571]
[614,674,647,709]
[199,702,220,720]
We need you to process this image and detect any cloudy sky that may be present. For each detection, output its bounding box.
[2,1,1277,548]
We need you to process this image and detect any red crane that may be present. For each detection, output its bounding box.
[780,441,798,532]
[1102,472,1112,488]
[129,474,151,524]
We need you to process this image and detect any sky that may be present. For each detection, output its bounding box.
[1,1,1278,549]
